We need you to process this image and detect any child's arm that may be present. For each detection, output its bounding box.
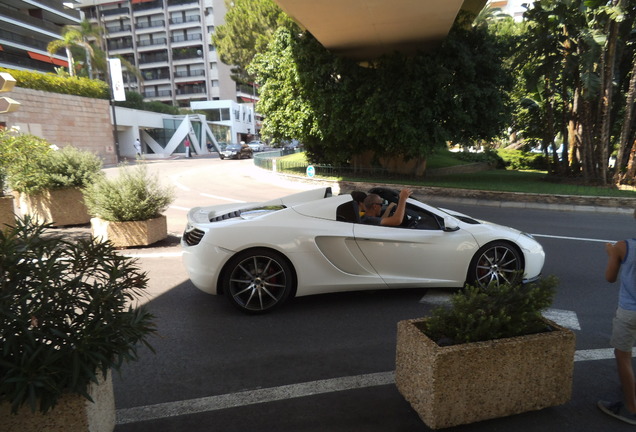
[606,241,627,283]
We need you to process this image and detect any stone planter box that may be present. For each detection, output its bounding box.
[19,187,90,227]
[1,372,115,432]
[0,194,16,230]
[91,215,167,248]
[395,317,576,429]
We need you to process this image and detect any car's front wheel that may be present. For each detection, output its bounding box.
[222,249,294,314]
[467,241,522,288]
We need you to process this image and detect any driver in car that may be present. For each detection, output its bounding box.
[361,188,412,226]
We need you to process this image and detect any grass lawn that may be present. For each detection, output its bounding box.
[272,151,636,198]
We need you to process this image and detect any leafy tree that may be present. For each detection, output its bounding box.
[212,0,294,84]
[511,0,636,185]
[47,26,94,77]
[250,24,512,170]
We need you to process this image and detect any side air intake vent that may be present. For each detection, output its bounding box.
[183,228,205,246]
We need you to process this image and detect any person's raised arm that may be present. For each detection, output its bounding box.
[380,188,412,227]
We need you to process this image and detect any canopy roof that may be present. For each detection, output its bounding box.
[274,0,487,61]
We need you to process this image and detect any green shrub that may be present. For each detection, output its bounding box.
[40,146,103,190]
[497,149,548,170]
[84,165,175,222]
[453,149,506,169]
[0,67,109,99]
[0,129,53,194]
[422,275,558,345]
[0,130,103,195]
[0,217,156,413]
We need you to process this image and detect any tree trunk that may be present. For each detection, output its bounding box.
[614,52,636,184]
[598,9,621,185]
[65,47,74,77]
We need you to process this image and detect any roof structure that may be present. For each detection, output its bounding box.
[273,0,488,61]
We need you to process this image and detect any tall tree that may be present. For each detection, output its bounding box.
[250,24,512,170]
[212,0,294,84]
[47,26,94,77]
[513,0,636,185]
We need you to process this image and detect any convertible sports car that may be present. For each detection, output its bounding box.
[181,187,545,314]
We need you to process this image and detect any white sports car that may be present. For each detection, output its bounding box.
[181,187,545,314]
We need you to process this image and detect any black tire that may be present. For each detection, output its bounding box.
[467,241,523,288]
[222,249,294,314]
[220,155,225,160]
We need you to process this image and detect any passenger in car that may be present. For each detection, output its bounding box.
[351,191,367,217]
[361,188,412,226]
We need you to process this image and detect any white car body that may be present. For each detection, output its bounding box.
[182,187,545,313]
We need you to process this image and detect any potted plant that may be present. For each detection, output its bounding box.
[0,216,156,432]
[395,276,576,429]
[84,165,175,248]
[0,129,102,226]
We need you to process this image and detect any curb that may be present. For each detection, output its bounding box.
[252,167,636,215]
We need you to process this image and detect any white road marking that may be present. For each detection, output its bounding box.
[123,251,183,259]
[532,233,615,243]
[116,371,395,425]
[542,308,581,330]
[200,193,246,203]
[116,347,620,425]
[169,205,191,211]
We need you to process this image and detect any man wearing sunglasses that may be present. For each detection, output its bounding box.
[361,188,412,227]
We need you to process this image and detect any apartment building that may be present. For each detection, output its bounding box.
[75,0,236,107]
[0,0,80,73]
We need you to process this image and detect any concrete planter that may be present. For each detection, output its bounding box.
[91,215,167,248]
[395,317,576,429]
[1,372,115,432]
[19,187,90,227]
[0,194,16,229]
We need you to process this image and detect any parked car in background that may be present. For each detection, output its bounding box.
[247,140,263,152]
[219,143,253,160]
[283,140,302,151]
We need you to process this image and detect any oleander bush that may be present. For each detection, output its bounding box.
[0,217,156,414]
[0,129,103,195]
[84,164,175,222]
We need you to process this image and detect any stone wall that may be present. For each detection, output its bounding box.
[1,87,117,166]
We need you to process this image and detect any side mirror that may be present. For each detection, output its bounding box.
[443,216,460,232]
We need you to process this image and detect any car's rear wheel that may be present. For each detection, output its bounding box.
[467,241,522,288]
[223,249,294,314]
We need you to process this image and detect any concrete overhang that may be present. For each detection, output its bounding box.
[274,0,487,61]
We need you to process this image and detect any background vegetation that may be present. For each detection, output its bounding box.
[216,0,636,188]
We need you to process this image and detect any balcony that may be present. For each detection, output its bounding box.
[107,40,134,51]
[139,53,169,65]
[137,38,168,48]
[144,89,173,98]
[171,34,202,43]
[106,24,132,34]
[133,0,163,13]
[169,15,201,25]
[0,28,49,52]
[102,7,130,17]
[167,0,199,7]
[174,70,205,78]
[136,20,165,30]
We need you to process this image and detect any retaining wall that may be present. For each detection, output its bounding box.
[1,87,117,166]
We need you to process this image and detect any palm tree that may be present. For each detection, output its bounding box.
[47,26,94,77]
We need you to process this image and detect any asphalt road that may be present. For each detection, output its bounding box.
[107,157,636,432]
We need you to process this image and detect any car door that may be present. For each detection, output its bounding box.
[352,217,478,288]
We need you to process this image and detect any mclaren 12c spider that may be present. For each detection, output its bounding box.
[181,187,545,313]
